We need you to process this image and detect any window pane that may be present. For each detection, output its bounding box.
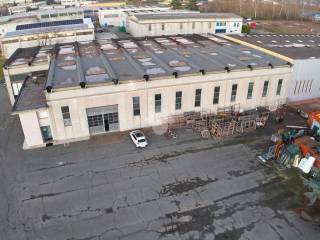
[61,106,69,113]
[88,115,103,127]
[304,80,309,93]
[12,83,20,96]
[262,81,269,97]
[247,82,254,99]
[309,80,313,92]
[276,79,282,95]
[133,96,140,116]
[155,94,161,101]
[61,106,71,126]
[107,112,118,124]
[213,86,220,104]
[40,126,52,142]
[155,94,161,113]
[175,91,182,110]
[195,89,201,107]
[294,81,298,94]
[231,84,237,102]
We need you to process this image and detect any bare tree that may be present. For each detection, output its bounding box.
[252,0,260,19]
[200,0,320,21]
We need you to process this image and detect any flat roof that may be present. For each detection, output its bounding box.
[132,12,242,21]
[3,19,92,38]
[6,34,289,93]
[228,34,320,60]
[97,5,168,11]
[12,71,48,112]
[16,19,84,30]
[0,7,84,24]
[4,46,41,67]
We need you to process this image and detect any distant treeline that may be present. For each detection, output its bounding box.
[201,0,320,20]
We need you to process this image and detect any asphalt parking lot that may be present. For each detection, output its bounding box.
[0,85,319,240]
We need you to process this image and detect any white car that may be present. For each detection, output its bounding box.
[130,130,148,148]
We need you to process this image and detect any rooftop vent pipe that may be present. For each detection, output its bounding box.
[173,72,178,78]
[200,69,205,75]
[143,74,149,81]
[112,78,119,85]
[287,62,293,67]
[247,64,253,71]
[224,66,231,73]
[268,63,274,69]
[46,86,52,93]
[80,82,86,88]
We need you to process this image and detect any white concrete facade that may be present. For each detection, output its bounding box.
[11,67,290,149]
[288,58,320,102]
[223,35,320,103]
[128,15,243,37]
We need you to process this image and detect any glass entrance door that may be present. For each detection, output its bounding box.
[86,105,120,135]
[104,115,110,132]
[40,126,52,142]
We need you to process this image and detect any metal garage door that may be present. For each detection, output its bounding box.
[86,105,119,135]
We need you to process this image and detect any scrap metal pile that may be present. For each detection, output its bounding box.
[259,111,320,181]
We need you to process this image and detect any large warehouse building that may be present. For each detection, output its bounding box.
[127,12,243,37]
[4,35,291,149]
[97,7,242,37]
[225,34,320,102]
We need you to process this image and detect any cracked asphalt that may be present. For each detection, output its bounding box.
[0,85,319,240]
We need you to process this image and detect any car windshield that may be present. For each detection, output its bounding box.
[138,139,146,143]
[135,132,144,137]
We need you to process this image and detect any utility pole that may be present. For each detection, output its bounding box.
[301,0,305,20]
[272,1,275,20]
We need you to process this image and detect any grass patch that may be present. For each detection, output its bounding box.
[0,55,5,80]
[262,168,305,210]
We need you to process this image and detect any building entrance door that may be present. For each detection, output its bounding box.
[86,105,119,135]
[104,115,110,132]
[40,126,53,142]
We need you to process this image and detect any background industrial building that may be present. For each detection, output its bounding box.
[1,18,94,58]
[127,12,242,37]
[97,7,242,36]
[0,7,85,37]
[97,5,171,28]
